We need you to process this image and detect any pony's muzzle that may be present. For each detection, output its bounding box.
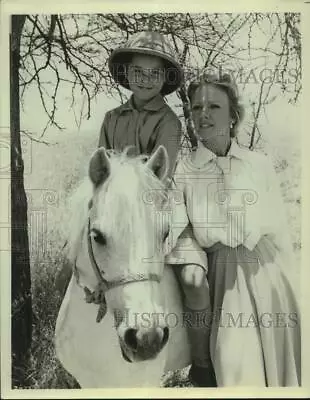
[119,325,169,361]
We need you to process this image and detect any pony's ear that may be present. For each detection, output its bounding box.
[146,145,169,182]
[89,147,110,187]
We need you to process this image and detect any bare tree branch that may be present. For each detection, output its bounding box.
[21,129,57,145]
[249,78,266,150]
[19,12,301,145]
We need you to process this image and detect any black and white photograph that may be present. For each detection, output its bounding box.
[1,2,309,397]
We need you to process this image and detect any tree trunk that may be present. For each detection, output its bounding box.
[10,14,32,388]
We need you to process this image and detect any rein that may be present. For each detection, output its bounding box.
[74,217,161,323]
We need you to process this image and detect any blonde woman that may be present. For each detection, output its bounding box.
[170,72,301,386]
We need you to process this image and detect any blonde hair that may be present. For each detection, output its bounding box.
[187,72,245,137]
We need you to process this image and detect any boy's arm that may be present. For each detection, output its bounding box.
[153,113,182,180]
[98,112,112,149]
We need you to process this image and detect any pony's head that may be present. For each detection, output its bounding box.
[66,145,172,362]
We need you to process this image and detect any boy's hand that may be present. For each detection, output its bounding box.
[181,264,206,288]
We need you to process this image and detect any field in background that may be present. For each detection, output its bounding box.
[22,125,301,388]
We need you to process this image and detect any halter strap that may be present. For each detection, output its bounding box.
[75,217,161,322]
[87,218,109,288]
[86,218,161,289]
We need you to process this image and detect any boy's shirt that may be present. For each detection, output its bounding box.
[98,94,209,272]
[98,94,182,178]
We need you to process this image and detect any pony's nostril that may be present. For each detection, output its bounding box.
[124,328,138,351]
[162,327,169,346]
[124,326,169,354]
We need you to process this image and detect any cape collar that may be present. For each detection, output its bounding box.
[191,139,245,168]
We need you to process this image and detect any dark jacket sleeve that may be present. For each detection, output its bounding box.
[152,112,182,179]
[98,111,112,149]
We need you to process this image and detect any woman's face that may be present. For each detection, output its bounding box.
[191,83,232,156]
[127,54,165,104]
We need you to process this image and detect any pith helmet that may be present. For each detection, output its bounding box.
[108,31,183,96]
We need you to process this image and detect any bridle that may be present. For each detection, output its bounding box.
[73,217,162,323]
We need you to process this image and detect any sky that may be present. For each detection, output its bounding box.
[18,13,301,154]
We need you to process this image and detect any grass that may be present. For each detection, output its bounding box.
[25,245,80,389]
[25,247,193,388]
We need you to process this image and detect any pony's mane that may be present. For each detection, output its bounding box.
[64,148,167,263]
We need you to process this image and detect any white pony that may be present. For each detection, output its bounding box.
[55,146,192,387]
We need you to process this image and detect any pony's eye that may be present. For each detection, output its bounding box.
[91,229,107,246]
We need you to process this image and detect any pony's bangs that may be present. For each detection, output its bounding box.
[64,148,167,262]
[64,178,93,262]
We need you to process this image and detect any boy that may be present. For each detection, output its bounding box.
[99,30,183,179]
[58,31,216,386]
[102,31,216,386]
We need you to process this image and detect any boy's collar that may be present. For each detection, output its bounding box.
[191,139,245,168]
[120,95,166,112]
